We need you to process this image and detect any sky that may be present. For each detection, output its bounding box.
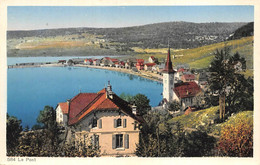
[7,6,254,30]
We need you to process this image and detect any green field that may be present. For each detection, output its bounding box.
[136,36,253,70]
[167,106,253,136]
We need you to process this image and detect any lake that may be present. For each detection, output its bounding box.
[8,66,163,128]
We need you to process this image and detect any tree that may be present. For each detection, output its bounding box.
[132,94,151,116]
[67,59,73,66]
[136,112,216,157]
[119,93,134,102]
[208,48,253,119]
[167,101,181,112]
[6,114,23,155]
[209,47,233,120]
[36,105,61,153]
[217,121,253,157]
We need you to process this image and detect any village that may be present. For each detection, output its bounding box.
[6,42,250,158]
[5,5,254,158]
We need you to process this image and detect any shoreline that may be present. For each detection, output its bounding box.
[8,63,163,83]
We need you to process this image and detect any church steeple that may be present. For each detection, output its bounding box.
[162,39,175,104]
[163,43,175,74]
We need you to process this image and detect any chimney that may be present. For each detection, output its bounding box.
[132,104,137,115]
[107,81,113,99]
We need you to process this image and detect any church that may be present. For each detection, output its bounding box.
[162,47,202,110]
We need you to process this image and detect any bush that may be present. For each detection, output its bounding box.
[217,121,253,157]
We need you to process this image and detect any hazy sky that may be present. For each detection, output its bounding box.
[7,6,254,30]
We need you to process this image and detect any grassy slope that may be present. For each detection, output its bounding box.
[168,106,253,136]
[135,36,253,71]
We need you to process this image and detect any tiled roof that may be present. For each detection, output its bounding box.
[136,59,144,63]
[67,88,144,125]
[177,68,186,72]
[173,82,201,99]
[182,74,195,80]
[111,58,119,63]
[162,48,175,74]
[59,102,69,114]
[145,63,156,67]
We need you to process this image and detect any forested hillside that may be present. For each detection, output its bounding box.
[7,21,247,49]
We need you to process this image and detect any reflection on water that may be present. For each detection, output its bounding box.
[8,66,162,127]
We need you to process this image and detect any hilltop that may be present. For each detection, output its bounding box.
[7,21,247,57]
[228,22,254,40]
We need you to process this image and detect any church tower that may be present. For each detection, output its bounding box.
[162,46,175,102]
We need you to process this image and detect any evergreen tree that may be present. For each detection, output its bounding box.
[6,114,23,155]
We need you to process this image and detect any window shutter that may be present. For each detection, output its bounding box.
[124,134,129,149]
[99,119,102,129]
[114,119,117,128]
[112,134,116,149]
[91,135,94,146]
[95,135,99,147]
[123,119,127,128]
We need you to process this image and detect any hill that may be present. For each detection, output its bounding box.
[168,106,253,136]
[136,36,254,71]
[7,21,247,51]
[228,22,254,40]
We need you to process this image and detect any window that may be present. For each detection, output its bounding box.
[116,134,123,148]
[114,118,122,128]
[92,118,97,128]
[92,134,99,147]
[112,134,129,149]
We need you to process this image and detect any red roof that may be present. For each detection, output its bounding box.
[182,74,195,80]
[150,56,155,60]
[173,82,201,99]
[136,59,144,63]
[67,88,144,125]
[111,58,119,63]
[84,59,93,63]
[177,68,186,72]
[145,63,156,67]
[162,48,175,74]
[59,102,69,114]
[184,106,197,115]
[104,57,111,60]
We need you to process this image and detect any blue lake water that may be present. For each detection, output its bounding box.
[8,66,163,127]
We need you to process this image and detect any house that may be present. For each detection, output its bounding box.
[71,58,85,64]
[184,106,197,115]
[125,62,131,69]
[84,59,93,65]
[119,61,125,68]
[233,61,243,72]
[144,63,156,71]
[57,82,144,157]
[58,60,66,64]
[173,82,202,110]
[56,102,69,126]
[181,74,195,82]
[148,56,157,63]
[175,68,187,80]
[101,57,114,66]
[136,62,144,70]
[93,59,101,66]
